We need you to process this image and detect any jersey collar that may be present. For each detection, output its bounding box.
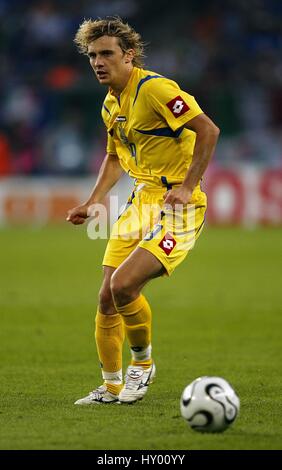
[109,67,139,105]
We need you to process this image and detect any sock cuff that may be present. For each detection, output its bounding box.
[115,294,146,316]
[95,311,122,328]
[131,344,152,362]
[102,369,122,383]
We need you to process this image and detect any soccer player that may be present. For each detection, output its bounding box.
[67,17,220,404]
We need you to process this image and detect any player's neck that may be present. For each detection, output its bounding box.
[110,66,134,97]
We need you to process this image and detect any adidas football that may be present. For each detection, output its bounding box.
[180,376,240,433]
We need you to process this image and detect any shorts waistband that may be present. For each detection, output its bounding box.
[134,182,182,193]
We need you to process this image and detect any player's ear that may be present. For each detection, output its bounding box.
[124,49,135,63]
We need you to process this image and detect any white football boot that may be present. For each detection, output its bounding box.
[119,362,156,403]
[74,385,119,405]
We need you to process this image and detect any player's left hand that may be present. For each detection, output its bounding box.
[163,186,192,208]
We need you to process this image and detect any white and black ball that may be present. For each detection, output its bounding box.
[180,376,240,433]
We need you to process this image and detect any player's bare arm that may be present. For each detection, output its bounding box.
[67,153,123,225]
[164,113,220,207]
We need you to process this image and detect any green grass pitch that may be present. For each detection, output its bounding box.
[0,225,281,450]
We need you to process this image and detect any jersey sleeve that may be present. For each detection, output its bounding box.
[149,78,203,131]
[101,102,117,155]
[106,130,117,155]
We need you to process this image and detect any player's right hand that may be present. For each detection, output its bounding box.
[66,204,89,225]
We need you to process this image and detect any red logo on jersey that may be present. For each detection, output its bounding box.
[159,233,176,255]
[166,95,189,117]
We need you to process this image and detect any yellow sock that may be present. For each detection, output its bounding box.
[106,382,123,395]
[115,295,153,369]
[95,311,124,393]
[130,357,153,368]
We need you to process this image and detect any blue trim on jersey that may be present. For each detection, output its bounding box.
[134,126,184,138]
[143,223,163,241]
[196,218,205,235]
[133,75,162,105]
[103,104,111,116]
[117,190,136,220]
[161,176,173,190]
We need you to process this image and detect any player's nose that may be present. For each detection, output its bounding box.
[95,56,104,68]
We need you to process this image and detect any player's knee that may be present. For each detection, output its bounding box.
[110,272,137,305]
[98,286,115,314]
[110,272,127,297]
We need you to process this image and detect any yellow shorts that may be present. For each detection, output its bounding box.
[103,184,207,276]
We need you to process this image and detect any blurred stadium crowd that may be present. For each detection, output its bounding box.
[0,0,282,176]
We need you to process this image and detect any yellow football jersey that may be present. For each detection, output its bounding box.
[101,67,205,200]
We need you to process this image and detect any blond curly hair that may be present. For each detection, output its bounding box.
[74,17,145,68]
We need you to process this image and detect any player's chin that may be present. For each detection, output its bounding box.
[96,75,110,84]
